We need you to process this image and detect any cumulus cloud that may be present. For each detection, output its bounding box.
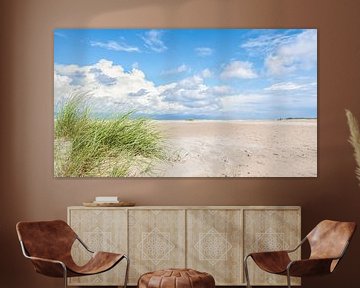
[241,30,317,75]
[90,40,140,52]
[264,30,317,75]
[195,47,213,56]
[199,68,212,78]
[159,76,218,110]
[55,60,219,116]
[220,61,257,79]
[206,85,232,95]
[55,59,158,113]
[54,59,315,119]
[89,68,117,86]
[132,62,139,69]
[128,88,149,97]
[141,30,167,53]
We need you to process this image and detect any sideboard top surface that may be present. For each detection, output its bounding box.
[68,205,301,210]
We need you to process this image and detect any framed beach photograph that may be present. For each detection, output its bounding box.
[54,28,317,177]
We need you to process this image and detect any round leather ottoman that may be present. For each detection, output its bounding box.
[138,268,215,288]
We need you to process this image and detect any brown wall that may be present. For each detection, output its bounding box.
[1,0,360,287]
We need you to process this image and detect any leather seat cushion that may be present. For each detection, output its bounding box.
[138,268,215,288]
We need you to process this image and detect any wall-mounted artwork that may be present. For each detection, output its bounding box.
[54,29,317,177]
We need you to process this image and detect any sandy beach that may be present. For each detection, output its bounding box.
[152,119,317,177]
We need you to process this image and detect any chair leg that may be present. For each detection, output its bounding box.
[244,255,252,288]
[62,265,68,288]
[123,255,130,288]
[286,269,291,288]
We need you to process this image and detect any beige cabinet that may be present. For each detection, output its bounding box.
[243,209,301,286]
[128,209,186,284]
[68,206,300,286]
[187,209,243,285]
[67,208,128,286]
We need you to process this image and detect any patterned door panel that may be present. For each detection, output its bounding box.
[187,209,243,285]
[244,209,301,286]
[68,209,127,286]
[128,209,186,284]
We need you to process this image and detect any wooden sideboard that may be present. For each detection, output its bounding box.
[67,206,301,286]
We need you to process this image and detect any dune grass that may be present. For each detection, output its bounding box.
[54,95,167,177]
[346,109,360,185]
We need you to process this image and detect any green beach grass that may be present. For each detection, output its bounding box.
[54,95,167,177]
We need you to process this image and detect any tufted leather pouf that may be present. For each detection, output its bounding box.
[138,268,215,288]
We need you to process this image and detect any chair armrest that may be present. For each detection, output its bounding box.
[76,236,94,253]
[19,240,67,277]
[248,250,289,256]
[246,250,292,261]
[287,258,336,277]
[286,237,307,253]
[26,255,65,265]
[246,251,292,274]
[26,255,67,278]
[245,237,306,259]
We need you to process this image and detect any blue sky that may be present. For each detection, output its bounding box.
[54,29,317,120]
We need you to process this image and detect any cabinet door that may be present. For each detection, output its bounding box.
[244,209,301,286]
[128,209,186,284]
[68,208,127,286]
[187,209,243,285]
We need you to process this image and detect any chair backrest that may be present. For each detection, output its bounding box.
[307,220,356,261]
[16,220,77,261]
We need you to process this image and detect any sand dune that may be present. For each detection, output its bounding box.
[151,119,317,177]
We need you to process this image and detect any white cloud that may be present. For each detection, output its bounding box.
[241,33,294,55]
[54,73,75,108]
[200,68,212,78]
[132,62,139,69]
[55,60,219,116]
[54,73,72,88]
[178,75,204,89]
[54,59,315,119]
[220,94,269,112]
[55,59,158,113]
[141,30,167,53]
[218,90,316,117]
[90,40,140,52]
[265,82,304,91]
[265,81,317,93]
[265,30,317,75]
[207,85,232,95]
[220,61,257,79]
[159,75,218,110]
[162,64,190,75]
[195,47,213,56]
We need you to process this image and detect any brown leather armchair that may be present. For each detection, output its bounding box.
[244,220,356,288]
[16,220,129,288]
